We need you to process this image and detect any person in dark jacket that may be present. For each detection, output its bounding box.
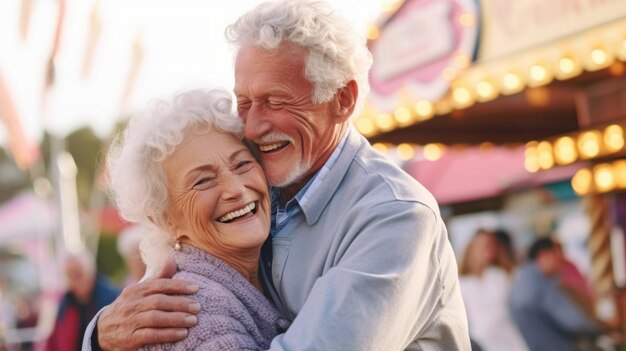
[45,251,119,351]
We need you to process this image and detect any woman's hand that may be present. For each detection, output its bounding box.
[96,258,200,350]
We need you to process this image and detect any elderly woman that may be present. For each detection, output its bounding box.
[458,230,527,351]
[106,89,289,350]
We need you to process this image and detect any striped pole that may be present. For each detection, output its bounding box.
[587,194,615,295]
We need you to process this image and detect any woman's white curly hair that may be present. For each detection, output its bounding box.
[225,0,373,116]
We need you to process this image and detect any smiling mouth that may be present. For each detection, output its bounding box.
[258,141,289,153]
[217,201,258,223]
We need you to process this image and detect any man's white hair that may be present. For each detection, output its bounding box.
[106,89,243,273]
[225,0,373,116]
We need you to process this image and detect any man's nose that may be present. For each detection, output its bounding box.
[244,104,272,141]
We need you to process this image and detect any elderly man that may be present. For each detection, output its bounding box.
[85,1,469,349]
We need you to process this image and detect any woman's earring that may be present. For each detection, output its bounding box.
[174,237,182,251]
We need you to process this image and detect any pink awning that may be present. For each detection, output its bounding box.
[407,146,582,205]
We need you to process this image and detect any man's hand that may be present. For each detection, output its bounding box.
[97,258,200,351]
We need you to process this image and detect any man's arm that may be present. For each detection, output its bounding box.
[542,280,600,336]
[268,201,469,351]
[82,261,200,351]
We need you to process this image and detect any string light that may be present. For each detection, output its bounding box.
[476,79,498,102]
[423,143,444,161]
[501,71,524,95]
[591,48,609,66]
[586,46,613,71]
[537,141,554,170]
[355,117,377,137]
[524,141,540,173]
[528,64,552,86]
[452,86,474,109]
[554,136,577,165]
[415,100,435,120]
[393,106,414,126]
[374,113,395,132]
[578,130,602,159]
[396,143,415,161]
[572,168,593,195]
[594,163,616,193]
[604,124,625,152]
[559,57,576,75]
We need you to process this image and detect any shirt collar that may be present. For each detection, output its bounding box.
[270,126,363,225]
[269,127,351,215]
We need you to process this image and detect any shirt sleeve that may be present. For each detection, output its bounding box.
[267,201,468,351]
[81,306,107,351]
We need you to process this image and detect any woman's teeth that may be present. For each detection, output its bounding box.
[218,202,256,223]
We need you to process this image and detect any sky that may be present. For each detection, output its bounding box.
[0,0,389,147]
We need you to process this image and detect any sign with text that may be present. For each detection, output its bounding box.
[369,0,479,109]
[479,0,626,60]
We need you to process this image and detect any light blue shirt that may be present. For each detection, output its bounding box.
[261,126,470,350]
[269,130,348,235]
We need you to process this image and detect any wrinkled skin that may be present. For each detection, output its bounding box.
[96,259,200,350]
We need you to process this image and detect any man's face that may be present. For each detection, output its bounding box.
[540,247,565,276]
[64,257,94,303]
[234,43,341,189]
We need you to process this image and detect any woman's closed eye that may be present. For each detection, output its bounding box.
[193,177,216,189]
[234,160,254,173]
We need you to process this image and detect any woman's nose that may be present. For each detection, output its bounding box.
[221,176,245,200]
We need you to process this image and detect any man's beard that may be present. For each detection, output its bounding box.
[266,157,311,188]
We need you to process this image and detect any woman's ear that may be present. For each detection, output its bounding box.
[334,80,358,123]
[159,212,179,236]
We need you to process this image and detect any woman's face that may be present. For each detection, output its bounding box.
[161,128,271,257]
[471,232,498,267]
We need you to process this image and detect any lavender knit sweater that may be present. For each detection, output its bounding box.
[140,244,289,351]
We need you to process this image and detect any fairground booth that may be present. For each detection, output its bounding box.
[356,0,626,342]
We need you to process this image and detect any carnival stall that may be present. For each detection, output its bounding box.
[356,0,626,342]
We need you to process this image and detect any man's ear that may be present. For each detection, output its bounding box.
[334,80,358,123]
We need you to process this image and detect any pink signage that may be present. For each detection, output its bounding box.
[368,0,479,108]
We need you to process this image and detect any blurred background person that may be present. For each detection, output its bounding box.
[45,251,119,351]
[116,225,147,287]
[459,229,528,351]
[554,240,596,319]
[493,228,517,274]
[0,278,14,351]
[509,237,600,351]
